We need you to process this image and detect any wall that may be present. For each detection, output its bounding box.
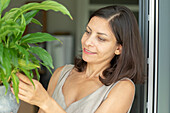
[47,0,76,35]
[3,0,27,13]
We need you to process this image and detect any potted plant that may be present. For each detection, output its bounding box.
[0,0,72,112]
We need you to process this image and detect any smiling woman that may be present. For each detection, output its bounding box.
[81,17,119,65]
[75,5,144,86]
[14,5,145,113]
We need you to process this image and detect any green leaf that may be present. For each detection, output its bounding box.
[0,20,21,39]
[2,48,11,78]
[0,64,6,75]
[18,59,40,70]
[30,71,34,79]
[13,14,26,43]
[16,10,39,25]
[0,26,20,39]
[0,43,3,63]
[16,45,29,64]
[3,8,22,21]
[40,62,52,75]
[0,68,9,94]
[35,68,40,81]
[29,53,40,66]
[14,0,72,21]
[0,70,2,83]
[21,32,58,44]
[31,18,42,26]
[0,0,10,17]
[14,10,39,39]
[41,0,72,20]
[2,1,72,23]
[25,10,39,25]
[20,14,26,31]
[29,46,54,69]
[11,73,19,103]
[9,48,18,67]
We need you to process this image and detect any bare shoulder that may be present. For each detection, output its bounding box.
[95,79,135,113]
[47,66,65,96]
[109,78,135,96]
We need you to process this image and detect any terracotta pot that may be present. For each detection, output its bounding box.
[0,85,20,113]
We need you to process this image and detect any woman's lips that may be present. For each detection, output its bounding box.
[83,48,96,55]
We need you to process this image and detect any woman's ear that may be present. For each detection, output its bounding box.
[115,45,122,55]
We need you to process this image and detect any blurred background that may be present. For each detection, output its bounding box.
[4,0,170,113]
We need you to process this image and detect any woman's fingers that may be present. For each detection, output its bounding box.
[11,75,49,107]
[11,81,33,96]
[16,72,32,85]
[18,93,30,103]
[19,85,32,96]
[10,87,14,94]
[19,79,32,90]
[11,87,27,97]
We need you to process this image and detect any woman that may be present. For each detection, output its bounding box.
[13,5,145,113]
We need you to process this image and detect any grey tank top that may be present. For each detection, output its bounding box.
[52,64,134,113]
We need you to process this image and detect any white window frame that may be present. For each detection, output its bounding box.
[148,0,159,112]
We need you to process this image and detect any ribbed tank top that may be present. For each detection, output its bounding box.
[52,64,134,113]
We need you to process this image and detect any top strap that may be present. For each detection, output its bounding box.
[56,64,74,86]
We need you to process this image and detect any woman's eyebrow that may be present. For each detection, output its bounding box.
[87,26,92,31]
[97,32,108,36]
[87,26,108,36]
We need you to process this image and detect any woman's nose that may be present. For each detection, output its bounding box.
[85,36,94,46]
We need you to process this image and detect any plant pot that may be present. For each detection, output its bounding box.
[0,85,20,113]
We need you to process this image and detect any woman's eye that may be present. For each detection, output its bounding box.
[85,30,90,34]
[98,37,106,41]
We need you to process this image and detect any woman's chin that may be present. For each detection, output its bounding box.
[82,56,95,63]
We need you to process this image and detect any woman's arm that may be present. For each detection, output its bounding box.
[95,79,135,113]
[38,96,66,113]
[11,66,65,113]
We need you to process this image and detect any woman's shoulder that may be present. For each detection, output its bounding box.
[47,64,74,96]
[95,78,135,112]
[51,64,74,81]
[113,78,135,90]
[106,78,135,111]
[110,78,135,93]
[108,78,135,97]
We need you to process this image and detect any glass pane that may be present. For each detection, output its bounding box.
[158,0,170,112]
[90,0,138,5]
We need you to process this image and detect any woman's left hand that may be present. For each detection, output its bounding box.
[11,72,50,108]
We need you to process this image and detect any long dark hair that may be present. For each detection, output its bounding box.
[74,5,145,86]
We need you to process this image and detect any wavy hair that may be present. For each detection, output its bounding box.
[74,5,145,86]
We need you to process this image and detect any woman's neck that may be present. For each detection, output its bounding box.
[85,62,110,79]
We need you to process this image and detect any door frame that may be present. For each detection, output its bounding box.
[147,0,159,113]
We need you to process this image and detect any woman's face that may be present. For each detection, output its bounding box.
[81,16,121,64]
